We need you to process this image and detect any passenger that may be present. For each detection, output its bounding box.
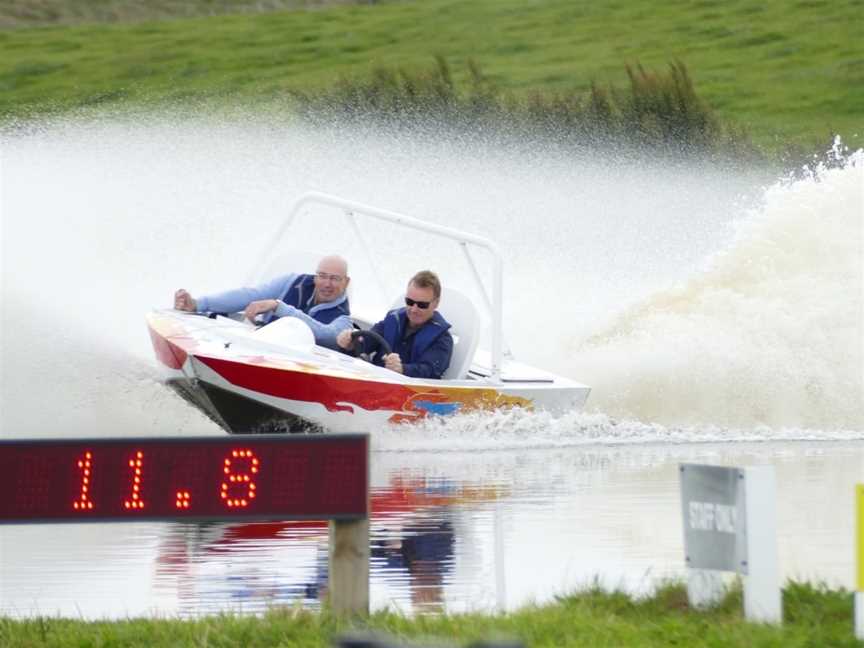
[337,270,453,379]
[173,255,351,350]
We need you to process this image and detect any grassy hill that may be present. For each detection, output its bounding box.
[0,0,365,27]
[0,0,861,153]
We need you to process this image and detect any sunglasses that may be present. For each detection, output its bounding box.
[404,297,432,309]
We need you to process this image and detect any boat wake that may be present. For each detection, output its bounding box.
[371,406,864,453]
[0,310,219,438]
[568,145,863,431]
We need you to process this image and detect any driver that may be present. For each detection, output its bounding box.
[337,270,453,379]
[173,255,352,350]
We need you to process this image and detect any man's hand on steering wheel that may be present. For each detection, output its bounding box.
[337,328,393,359]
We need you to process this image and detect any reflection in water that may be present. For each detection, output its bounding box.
[0,441,861,618]
[374,510,455,613]
[153,521,328,615]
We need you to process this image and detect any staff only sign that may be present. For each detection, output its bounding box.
[679,463,781,624]
[680,464,747,573]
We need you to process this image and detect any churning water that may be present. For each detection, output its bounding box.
[1,113,862,617]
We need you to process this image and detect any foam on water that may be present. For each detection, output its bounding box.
[571,146,864,431]
[1,113,861,441]
[372,408,864,453]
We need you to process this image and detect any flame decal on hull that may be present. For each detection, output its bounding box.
[194,355,531,420]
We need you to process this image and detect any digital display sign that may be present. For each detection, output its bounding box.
[0,434,368,523]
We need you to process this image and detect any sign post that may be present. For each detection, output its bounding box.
[855,485,864,639]
[0,434,370,616]
[680,464,781,624]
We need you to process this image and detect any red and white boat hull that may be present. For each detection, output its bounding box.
[147,310,590,434]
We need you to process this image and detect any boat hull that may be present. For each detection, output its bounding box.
[147,310,590,434]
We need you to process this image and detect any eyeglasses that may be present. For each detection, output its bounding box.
[316,272,345,283]
[405,297,432,309]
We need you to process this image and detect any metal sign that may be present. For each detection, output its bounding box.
[680,463,748,574]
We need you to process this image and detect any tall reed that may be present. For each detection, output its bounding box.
[290,57,759,160]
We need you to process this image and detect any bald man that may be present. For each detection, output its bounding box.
[173,255,352,350]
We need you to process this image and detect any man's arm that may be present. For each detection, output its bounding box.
[336,319,390,360]
[196,274,298,314]
[273,304,353,350]
[402,332,453,379]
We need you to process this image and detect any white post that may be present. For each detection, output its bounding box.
[855,485,864,638]
[742,466,782,624]
[856,592,864,639]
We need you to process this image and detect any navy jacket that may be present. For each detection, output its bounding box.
[272,274,350,324]
[364,309,453,379]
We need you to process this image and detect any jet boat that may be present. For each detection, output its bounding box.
[146,192,590,433]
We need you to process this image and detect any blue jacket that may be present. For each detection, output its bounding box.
[366,309,453,379]
[196,273,351,350]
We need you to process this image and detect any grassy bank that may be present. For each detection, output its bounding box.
[0,0,861,154]
[0,582,858,647]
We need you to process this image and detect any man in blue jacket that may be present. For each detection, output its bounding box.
[337,270,453,379]
[173,255,352,350]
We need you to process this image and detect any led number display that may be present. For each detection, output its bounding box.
[0,434,368,523]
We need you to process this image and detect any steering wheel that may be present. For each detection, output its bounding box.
[349,329,392,358]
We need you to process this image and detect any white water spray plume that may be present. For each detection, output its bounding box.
[573,146,863,431]
[1,113,861,443]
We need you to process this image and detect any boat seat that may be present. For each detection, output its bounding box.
[390,287,480,380]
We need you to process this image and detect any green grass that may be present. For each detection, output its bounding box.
[0,582,858,647]
[0,0,367,27]
[0,0,861,154]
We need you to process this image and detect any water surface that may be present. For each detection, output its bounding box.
[1,116,861,618]
[1,439,860,617]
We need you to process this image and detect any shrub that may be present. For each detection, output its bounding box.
[289,57,759,160]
